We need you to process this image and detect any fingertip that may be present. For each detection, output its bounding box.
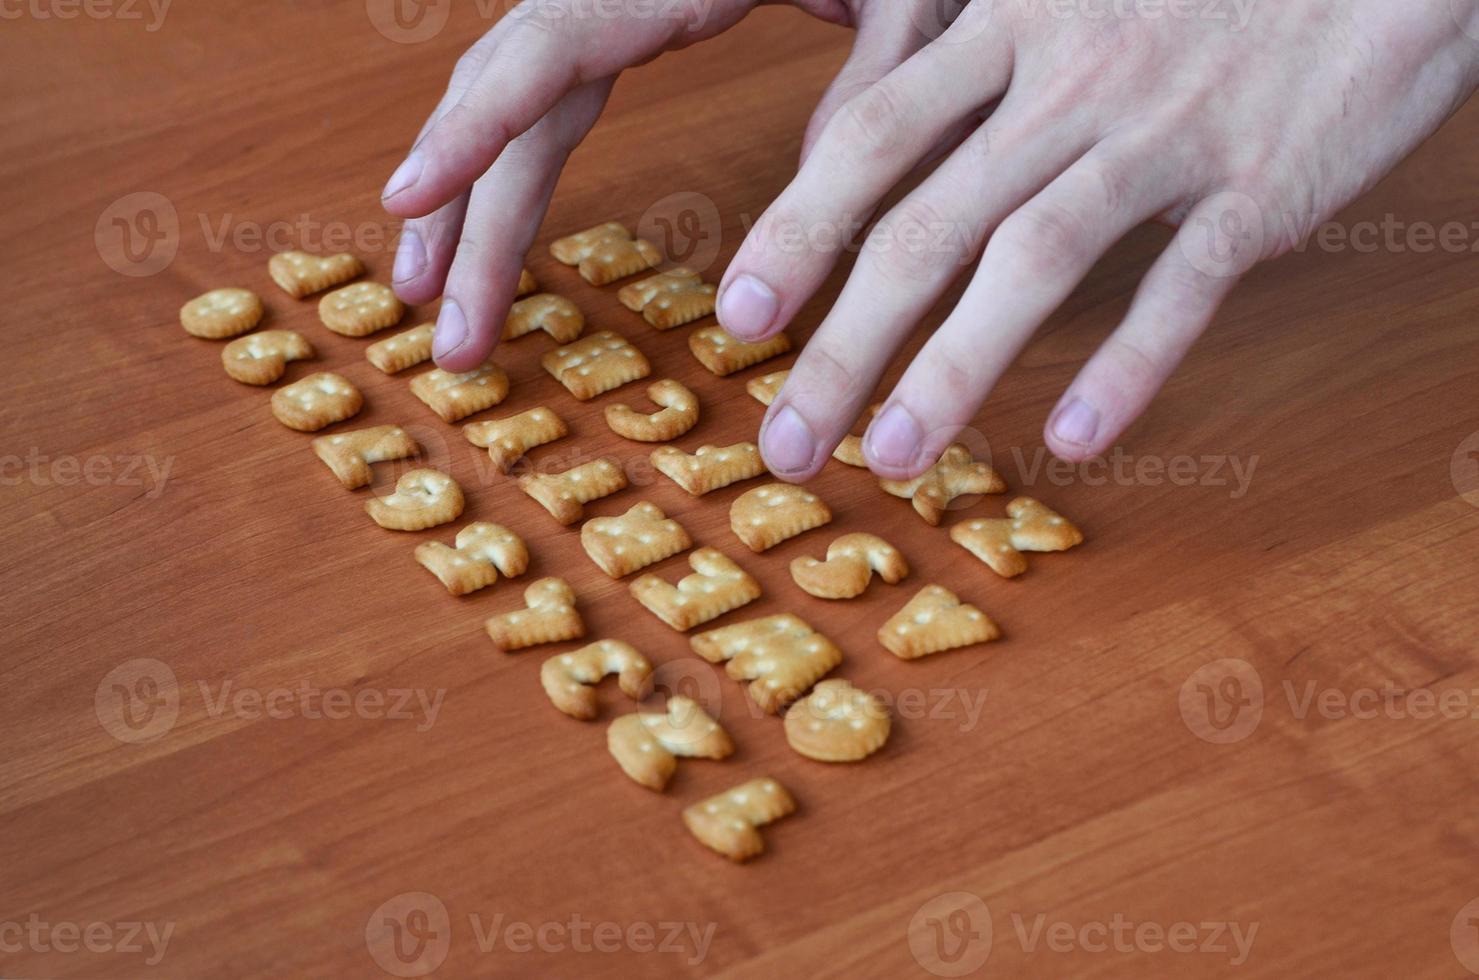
[716,274,781,341]
[861,403,929,480]
[759,404,824,481]
[1044,396,1103,461]
[431,298,495,371]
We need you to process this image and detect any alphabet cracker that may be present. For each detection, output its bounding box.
[541,331,651,401]
[790,533,908,599]
[222,329,314,385]
[689,326,792,377]
[541,640,653,720]
[653,443,766,497]
[366,323,435,374]
[365,468,464,531]
[630,547,761,632]
[730,484,832,552]
[464,407,568,473]
[691,614,841,714]
[318,282,404,337]
[617,267,716,329]
[683,777,796,862]
[604,380,699,442]
[880,444,1007,525]
[518,458,628,525]
[949,497,1084,578]
[270,371,364,432]
[268,250,364,299]
[549,221,661,285]
[312,424,420,489]
[415,522,529,596]
[832,404,881,468]
[504,293,585,344]
[784,680,890,763]
[517,267,538,297]
[878,584,1001,659]
[581,501,691,579]
[181,287,263,339]
[745,370,788,406]
[607,696,734,791]
[484,577,584,651]
[410,361,510,422]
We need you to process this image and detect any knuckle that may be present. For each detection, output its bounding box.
[868,197,959,285]
[836,82,910,162]
[1102,336,1164,395]
[994,202,1093,278]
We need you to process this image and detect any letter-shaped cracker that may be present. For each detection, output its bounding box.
[730,484,832,552]
[630,548,761,632]
[746,370,788,406]
[878,584,1001,660]
[485,577,584,651]
[222,329,314,385]
[608,696,734,791]
[181,287,263,339]
[541,640,653,720]
[366,323,435,374]
[541,331,651,401]
[831,404,881,468]
[518,458,628,526]
[880,444,1007,525]
[683,777,796,863]
[464,407,568,474]
[653,443,766,497]
[318,282,404,337]
[549,221,661,285]
[415,522,529,596]
[268,250,364,298]
[581,501,691,578]
[784,680,890,763]
[617,267,716,330]
[270,372,363,432]
[504,293,585,344]
[516,267,538,297]
[410,361,510,423]
[604,380,699,442]
[312,424,419,490]
[365,468,464,531]
[689,326,792,377]
[790,533,908,600]
[949,497,1084,578]
[691,614,842,714]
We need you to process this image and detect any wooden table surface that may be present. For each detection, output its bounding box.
[4,3,1479,977]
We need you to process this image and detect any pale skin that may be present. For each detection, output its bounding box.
[383,0,1479,481]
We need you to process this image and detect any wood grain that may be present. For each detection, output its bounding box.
[3,3,1479,977]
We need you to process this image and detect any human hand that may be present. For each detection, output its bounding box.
[382,0,967,372]
[720,0,1479,481]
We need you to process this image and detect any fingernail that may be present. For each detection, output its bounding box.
[382,153,424,201]
[433,299,468,360]
[762,405,817,475]
[393,228,425,284]
[1051,397,1100,447]
[866,404,923,469]
[717,274,779,339]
